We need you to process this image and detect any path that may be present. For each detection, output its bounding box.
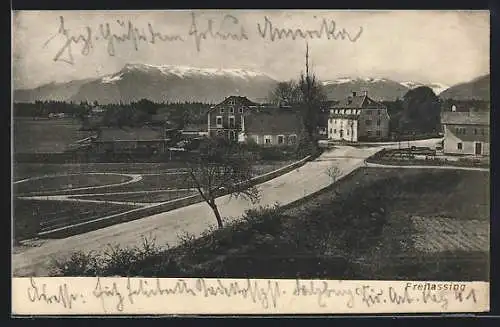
[12,138,443,276]
[14,173,143,194]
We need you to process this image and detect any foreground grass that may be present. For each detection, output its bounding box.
[50,168,489,280]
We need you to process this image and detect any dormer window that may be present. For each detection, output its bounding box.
[220,108,225,114]
[239,107,244,114]
[229,99,236,106]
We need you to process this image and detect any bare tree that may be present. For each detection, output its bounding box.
[268,80,302,106]
[325,165,341,183]
[185,138,261,228]
[298,43,327,152]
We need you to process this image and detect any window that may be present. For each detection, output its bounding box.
[278,135,285,144]
[228,99,236,105]
[239,107,244,114]
[264,135,272,144]
[229,116,235,128]
[330,128,333,134]
[220,108,225,114]
[346,109,351,114]
[229,130,236,141]
[347,130,350,136]
[230,107,234,114]
[463,128,467,135]
[457,142,463,150]
[365,120,372,126]
[289,134,297,144]
[378,110,381,115]
[334,129,337,134]
[474,128,477,135]
[376,130,381,136]
[377,119,381,126]
[216,116,223,127]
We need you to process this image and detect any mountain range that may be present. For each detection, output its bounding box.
[438,74,490,101]
[13,63,489,104]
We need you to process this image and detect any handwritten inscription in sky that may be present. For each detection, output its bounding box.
[42,12,364,65]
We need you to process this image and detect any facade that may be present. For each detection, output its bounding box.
[327,91,390,142]
[207,96,259,142]
[441,111,490,156]
[238,108,303,147]
[92,126,169,154]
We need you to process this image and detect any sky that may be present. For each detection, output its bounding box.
[12,10,489,89]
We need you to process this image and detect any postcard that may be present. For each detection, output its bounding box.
[11,10,490,315]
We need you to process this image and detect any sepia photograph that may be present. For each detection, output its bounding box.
[11,10,490,314]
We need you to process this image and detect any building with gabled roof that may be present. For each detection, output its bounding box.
[328,91,390,142]
[207,96,260,142]
[441,111,490,156]
[239,108,303,146]
[92,126,170,154]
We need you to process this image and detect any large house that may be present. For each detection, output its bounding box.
[441,110,490,156]
[207,96,259,141]
[239,108,303,146]
[328,91,390,142]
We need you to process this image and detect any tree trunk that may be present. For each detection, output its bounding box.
[210,201,224,229]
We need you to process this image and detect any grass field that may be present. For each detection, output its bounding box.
[14,199,138,240]
[52,166,490,280]
[14,173,132,195]
[13,158,298,241]
[14,118,93,154]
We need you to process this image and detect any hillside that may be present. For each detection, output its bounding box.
[439,74,490,101]
[320,77,449,102]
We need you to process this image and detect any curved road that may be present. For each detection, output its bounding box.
[12,138,443,276]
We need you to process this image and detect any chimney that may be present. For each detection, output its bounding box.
[347,96,353,104]
[352,91,357,97]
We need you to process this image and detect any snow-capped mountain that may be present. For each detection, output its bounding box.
[399,81,449,95]
[14,63,278,104]
[321,77,450,101]
[321,77,410,101]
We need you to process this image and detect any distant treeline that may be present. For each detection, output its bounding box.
[13,99,212,128]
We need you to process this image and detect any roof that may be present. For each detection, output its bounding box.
[97,127,166,142]
[209,96,260,112]
[244,110,303,135]
[182,124,208,132]
[441,112,490,126]
[331,94,386,109]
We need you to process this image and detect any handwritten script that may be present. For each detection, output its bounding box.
[42,13,364,64]
[19,277,486,314]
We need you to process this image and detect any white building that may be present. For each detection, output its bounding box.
[328,91,390,142]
